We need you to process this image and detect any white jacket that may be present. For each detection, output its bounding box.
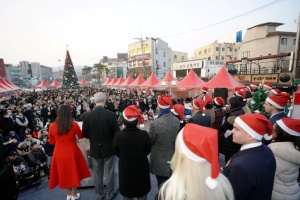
[268,142,300,200]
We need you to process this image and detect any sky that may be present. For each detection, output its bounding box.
[0,0,299,68]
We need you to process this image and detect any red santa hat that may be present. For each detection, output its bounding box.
[203,95,213,106]
[270,88,281,95]
[201,87,208,93]
[178,123,219,190]
[235,89,246,101]
[263,82,273,90]
[171,104,185,121]
[250,83,258,88]
[245,86,253,93]
[276,118,300,137]
[214,97,225,107]
[235,114,273,140]
[157,95,173,109]
[192,99,205,113]
[265,93,291,109]
[123,105,144,128]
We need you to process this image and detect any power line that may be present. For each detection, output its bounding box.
[159,0,286,38]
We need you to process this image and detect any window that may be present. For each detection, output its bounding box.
[235,48,237,52]
[155,48,158,54]
[204,49,207,54]
[181,56,184,61]
[208,57,211,60]
[234,57,237,60]
[222,47,225,51]
[294,39,296,45]
[163,62,166,67]
[174,55,177,59]
[229,47,232,52]
[199,51,202,55]
[216,56,219,60]
[281,38,287,45]
[216,47,219,51]
[163,52,166,57]
[221,56,224,60]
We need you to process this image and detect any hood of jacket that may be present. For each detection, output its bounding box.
[269,142,300,165]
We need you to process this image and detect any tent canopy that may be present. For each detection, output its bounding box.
[175,69,205,88]
[127,74,146,88]
[0,78,15,91]
[102,77,112,86]
[106,77,118,86]
[35,80,51,89]
[139,73,160,88]
[202,66,245,89]
[119,75,134,87]
[112,76,125,87]
[153,71,178,89]
[79,79,89,86]
[50,79,61,87]
[3,78,21,90]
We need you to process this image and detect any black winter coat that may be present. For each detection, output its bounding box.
[219,107,244,157]
[113,126,151,198]
[82,106,120,159]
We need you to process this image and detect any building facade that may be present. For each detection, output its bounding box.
[100,57,127,79]
[40,65,53,83]
[128,38,188,79]
[237,22,296,73]
[172,59,224,80]
[0,59,8,79]
[193,41,241,61]
[5,66,25,87]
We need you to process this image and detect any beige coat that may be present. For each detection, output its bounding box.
[268,142,300,200]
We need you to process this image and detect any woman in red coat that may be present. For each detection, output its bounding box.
[48,105,90,200]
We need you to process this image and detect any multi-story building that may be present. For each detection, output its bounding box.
[193,41,241,62]
[40,65,53,83]
[100,56,127,79]
[237,22,296,73]
[172,59,224,80]
[168,49,188,71]
[0,59,7,79]
[128,38,188,79]
[5,66,25,87]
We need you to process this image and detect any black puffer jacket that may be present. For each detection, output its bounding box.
[219,107,245,157]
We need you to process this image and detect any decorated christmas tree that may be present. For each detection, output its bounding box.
[61,50,80,89]
[248,87,270,118]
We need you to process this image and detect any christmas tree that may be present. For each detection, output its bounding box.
[247,87,270,118]
[61,50,80,89]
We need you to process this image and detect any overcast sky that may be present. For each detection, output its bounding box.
[0,0,299,68]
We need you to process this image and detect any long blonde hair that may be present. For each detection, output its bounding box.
[159,136,234,200]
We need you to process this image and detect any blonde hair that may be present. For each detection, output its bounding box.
[159,136,234,200]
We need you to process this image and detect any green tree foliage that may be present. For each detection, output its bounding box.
[247,88,270,118]
[92,63,108,83]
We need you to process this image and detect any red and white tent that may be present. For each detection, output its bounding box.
[119,75,134,88]
[153,71,178,90]
[112,76,125,88]
[175,69,206,89]
[0,78,16,91]
[2,78,21,90]
[106,77,118,87]
[139,73,160,89]
[127,74,146,88]
[35,80,51,90]
[50,80,61,87]
[202,66,245,89]
[101,77,112,86]
[79,79,89,86]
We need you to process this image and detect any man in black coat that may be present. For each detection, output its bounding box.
[82,92,120,200]
[188,99,211,127]
[222,114,276,200]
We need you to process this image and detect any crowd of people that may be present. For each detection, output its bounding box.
[0,82,299,200]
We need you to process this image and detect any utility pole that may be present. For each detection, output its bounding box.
[134,32,146,78]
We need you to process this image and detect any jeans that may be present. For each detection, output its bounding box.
[92,156,117,200]
[156,175,169,189]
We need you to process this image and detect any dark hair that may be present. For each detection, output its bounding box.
[273,123,300,151]
[120,115,138,128]
[229,97,241,110]
[55,105,73,135]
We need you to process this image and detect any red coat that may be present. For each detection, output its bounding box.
[48,121,90,189]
